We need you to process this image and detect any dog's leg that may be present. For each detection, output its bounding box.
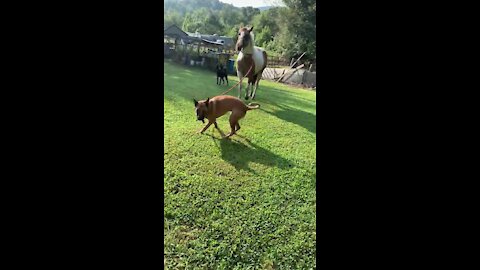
[225,112,245,138]
[225,122,237,138]
[214,121,226,137]
[225,114,238,138]
[198,121,213,134]
[226,76,228,85]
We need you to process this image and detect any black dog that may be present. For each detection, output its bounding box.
[216,64,229,85]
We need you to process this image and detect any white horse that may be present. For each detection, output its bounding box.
[235,26,268,100]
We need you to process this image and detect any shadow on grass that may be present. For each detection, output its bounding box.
[206,134,292,174]
[260,103,316,134]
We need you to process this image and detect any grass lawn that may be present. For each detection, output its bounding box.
[164,60,316,269]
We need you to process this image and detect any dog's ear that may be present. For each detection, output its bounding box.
[248,26,253,32]
[193,99,198,107]
[205,97,210,107]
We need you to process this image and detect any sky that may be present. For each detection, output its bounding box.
[219,0,284,8]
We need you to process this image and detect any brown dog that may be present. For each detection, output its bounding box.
[194,95,260,138]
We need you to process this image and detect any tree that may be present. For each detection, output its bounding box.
[277,0,316,60]
[240,7,260,25]
[250,8,282,48]
[254,26,273,48]
[203,12,223,34]
[164,11,184,28]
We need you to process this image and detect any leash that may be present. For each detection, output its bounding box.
[219,64,254,96]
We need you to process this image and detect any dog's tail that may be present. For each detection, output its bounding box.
[246,102,260,110]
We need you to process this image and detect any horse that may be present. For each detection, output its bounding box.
[235,26,267,100]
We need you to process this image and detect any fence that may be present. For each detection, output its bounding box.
[267,56,291,68]
[267,55,316,71]
[164,44,316,88]
[164,43,231,72]
[262,67,316,88]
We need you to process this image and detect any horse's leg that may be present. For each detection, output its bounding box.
[252,51,267,99]
[252,72,263,99]
[248,74,257,99]
[245,78,252,100]
[237,72,243,98]
[251,82,257,99]
[249,82,254,99]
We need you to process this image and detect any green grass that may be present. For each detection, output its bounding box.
[164,59,316,269]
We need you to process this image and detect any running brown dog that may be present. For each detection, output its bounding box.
[194,95,260,138]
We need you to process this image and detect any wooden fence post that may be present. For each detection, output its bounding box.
[275,52,307,83]
[302,68,307,85]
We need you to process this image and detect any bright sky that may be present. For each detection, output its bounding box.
[219,0,284,8]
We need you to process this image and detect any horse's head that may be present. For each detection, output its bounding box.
[236,26,253,52]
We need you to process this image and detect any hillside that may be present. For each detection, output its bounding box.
[164,0,243,15]
[257,6,274,11]
[164,0,316,63]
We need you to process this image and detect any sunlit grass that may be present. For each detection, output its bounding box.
[164,60,316,269]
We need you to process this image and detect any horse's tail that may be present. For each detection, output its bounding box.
[246,103,260,110]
